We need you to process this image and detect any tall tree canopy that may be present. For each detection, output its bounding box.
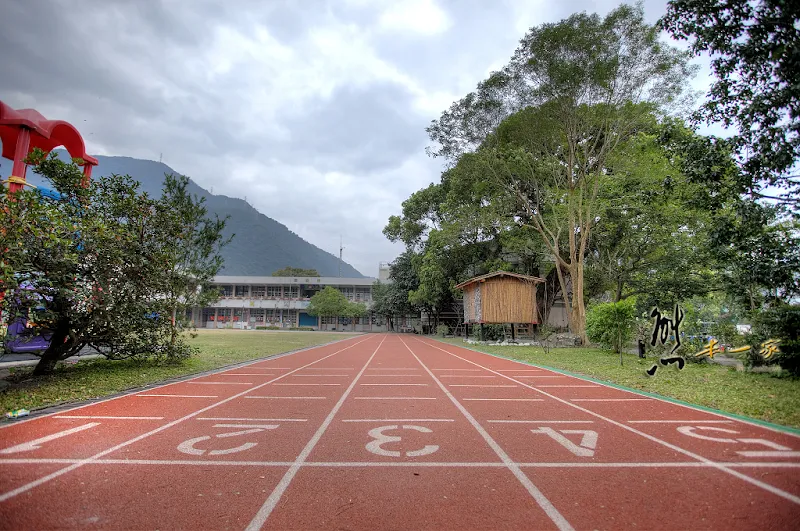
[661,0,800,203]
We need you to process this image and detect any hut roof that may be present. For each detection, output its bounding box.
[455,271,546,290]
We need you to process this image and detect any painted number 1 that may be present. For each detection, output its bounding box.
[365,425,440,457]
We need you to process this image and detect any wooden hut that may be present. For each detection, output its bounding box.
[455,271,545,339]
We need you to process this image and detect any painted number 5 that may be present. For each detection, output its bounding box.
[366,425,439,457]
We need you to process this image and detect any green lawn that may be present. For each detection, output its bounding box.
[0,330,359,414]
[437,338,800,430]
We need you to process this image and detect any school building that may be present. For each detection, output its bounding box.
[191,274,420,332]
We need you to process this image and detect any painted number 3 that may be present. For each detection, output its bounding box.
[366,425,440,457]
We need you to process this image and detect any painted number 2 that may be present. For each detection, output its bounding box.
[177,423,278,456]
[365,425,440,457]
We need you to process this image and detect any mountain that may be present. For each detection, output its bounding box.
[2,152,365,277]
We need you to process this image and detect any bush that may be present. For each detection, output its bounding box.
[471,324,505,341]
[586,298,637,353]
[436,324,449,337]
[750,304,800,376]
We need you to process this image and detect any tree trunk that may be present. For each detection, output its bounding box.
[33,323,70,376]
[569,264,588,345]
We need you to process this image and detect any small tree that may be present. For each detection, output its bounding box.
[345,301,368,331]
[0,151,229,375]
[586,298,638,362]
[307,286,349,326]
[272,267,320,277]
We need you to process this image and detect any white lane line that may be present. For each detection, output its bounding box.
[463,398,544,402]
[249,367,293,370]
[186,382,253,385]
[217,374,275,377]
[198,418,308,422]
[341,419,455,423]
[571,399,651,402]
[213,424,279,429]
[361,374,423,377]
[303,367,355,370]
[359,383,429,386]
[53,416,164,420]
[245,336,387,531]
[366,368,419,371]
[2,457,799,468]
[273,383,342,386]
[498,369,543,372]
[292,374,350,377]
[439,375,497,378]
[536,385,600,388]
[433,368,482,371]
[488,420,594,424]
[136,394,218,398]
[354,397,437,400]
[418,337,800,506]
[0,423,101,454]
[400,338,573,531]
[515,376,567,378]
[0,335,373,503]
[244,396,328,400]
[448,384,517,388]
[627,420,734,424]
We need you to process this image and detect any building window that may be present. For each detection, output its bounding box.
[251,285,265,297]
[267,286,281,298]
[284,286,299,298]
[235,285,248,297]
[220,285,233,297]
[251,309,265,323]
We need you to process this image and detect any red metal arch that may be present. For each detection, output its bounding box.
[0,100,97,192]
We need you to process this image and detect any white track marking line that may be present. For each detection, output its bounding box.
[536,385,600,388]
[366,368,419,370]
[0,335,374,503]
[186,382,253,385]
[361,374,423,377]
[197,418,308,422]
[418,337,800,506]
[212,424,279,429]
[0,423,101,454]
[498,369,543,372]
[515,376,567,378]
[448,384,517,388]
[292,374,350,377]
[245,335,387,531]
[354,397,437,400]
[359,383,429,386]
[439,375,497,378]
[2,457,798,468]
[628,420,734,424]
[341,419,455,422]
[571,398,651,402]
[273,383,341,386]
[136,394,218,398]
[0,337,361,431]
[463,398,544,402]
[53,416,164,420]
[244,396,328,400]
[488,420,594,424]
[432,368,482,371]
[215,374,274,376]
[302,367,355,370]
[400,338,574,531]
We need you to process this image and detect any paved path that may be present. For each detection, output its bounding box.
[0,334,797,529]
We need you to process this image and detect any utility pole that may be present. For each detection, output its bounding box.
[339,235,344,277]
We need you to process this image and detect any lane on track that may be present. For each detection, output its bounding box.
[0,334,377,529]
[409,336,800,529]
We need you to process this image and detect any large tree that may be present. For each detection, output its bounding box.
[0,151,229,375]
[443,5,693,342]
[661,0,800,203]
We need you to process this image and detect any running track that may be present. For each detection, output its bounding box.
[1,334,798,530]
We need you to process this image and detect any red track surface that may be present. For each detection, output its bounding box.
[1,334,798,530]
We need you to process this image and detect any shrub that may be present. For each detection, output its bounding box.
[436,324,449,337]
[471,324,505,341]
[750,304,800,376]
[586,298,637,354]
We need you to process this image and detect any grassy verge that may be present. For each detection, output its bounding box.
[0,330,359,414]
[437,338,800,429]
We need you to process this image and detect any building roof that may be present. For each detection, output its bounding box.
[455,271,545,290]
[213,275,378,286]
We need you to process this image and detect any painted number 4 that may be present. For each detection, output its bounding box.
[531,427,599,457]
[365,425,440,457]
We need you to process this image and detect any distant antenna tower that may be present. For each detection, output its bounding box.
[339,235,344,277]
[159,153,162,163]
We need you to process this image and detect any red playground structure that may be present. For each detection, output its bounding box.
[1,100,98,338]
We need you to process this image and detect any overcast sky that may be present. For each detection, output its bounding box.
[0,0,721,277]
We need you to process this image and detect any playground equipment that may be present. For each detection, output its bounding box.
[1,100,97,353]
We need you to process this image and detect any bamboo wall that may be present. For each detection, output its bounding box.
[478,277,538,324]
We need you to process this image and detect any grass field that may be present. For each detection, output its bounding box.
[438,338,800,429]
[0,330,359,414]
